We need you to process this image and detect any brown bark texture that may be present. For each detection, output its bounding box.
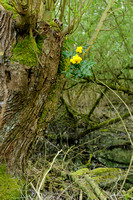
[0,6,63,173]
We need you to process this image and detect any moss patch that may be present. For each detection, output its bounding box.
[36,35,46,52]
[11,35,41,67]
[49,21,61,32]
[71,168,90,176]
[71,167,123,187]
[38,85,57,126]
[0,0,18,18]
[91,167,123,186]
[58,56,70,73]
[0,164,21,200]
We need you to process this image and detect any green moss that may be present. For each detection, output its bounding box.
[38,105,47,125]
[91,167,120,175]
[0,164,21,200]
[38,97,55,124]
[123,187,133,200]
[58,56,70,73]
[71,167,123,187]
[38,85,57,125]
[38,92,56,125]
[36,35,46,51]
[0,0,18,19]
[71,168,90,176]
[102,148,132,164]
[91,167,123,186]
[11,35,41,67]
[49,21,61,32]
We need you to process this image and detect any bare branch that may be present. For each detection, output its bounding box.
[70,110,133,141]
[60,0,67,21]
[82,0,116,57]
[63,0,92,35]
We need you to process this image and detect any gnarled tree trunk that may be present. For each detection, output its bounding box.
[0,6,64,173]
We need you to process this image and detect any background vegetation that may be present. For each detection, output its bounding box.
[0,0,133,199]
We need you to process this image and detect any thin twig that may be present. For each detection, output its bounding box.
[82,0,115,57]
[118,153,133,194]
[87,87,108,119]
[97,80,133,123]
[37,149,62,197]
[97,85,133,147]
[60,0,67,21]
[30,182,42,200]
[63,0,91,35]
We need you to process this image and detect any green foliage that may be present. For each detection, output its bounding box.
[63,55,95,79]
[71,0,133,84]
[11,35,41,67]
[0,165,21,200]
[1,0,13,11]
[64,61,93,79]
[71,167,90,176]
[123,187,133,200]
[61,39,96,79]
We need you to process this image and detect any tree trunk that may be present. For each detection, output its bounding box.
[0,7,63,173]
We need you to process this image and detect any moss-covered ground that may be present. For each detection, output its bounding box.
[0,165,22,200]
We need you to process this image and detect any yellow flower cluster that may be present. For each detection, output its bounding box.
[70,46,83,65]
[76,46,83,54]
[70,54,82,64]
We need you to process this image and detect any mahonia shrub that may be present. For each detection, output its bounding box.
[62,38,96,79]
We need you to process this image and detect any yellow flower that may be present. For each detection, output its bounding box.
[70,54,82,64]
[76,46,83,54]
[70,59,76,64]
[66,36,68,40]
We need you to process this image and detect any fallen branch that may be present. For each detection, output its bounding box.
[85,175,107,200]
[70,110,133,141]
[31,149,62,200]
[71,175,99,199]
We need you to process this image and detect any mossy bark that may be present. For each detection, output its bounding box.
[0,7,64,173]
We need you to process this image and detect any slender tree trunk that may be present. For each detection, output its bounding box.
[0,6,63,173]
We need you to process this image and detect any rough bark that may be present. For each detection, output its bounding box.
[0,7,63,173]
